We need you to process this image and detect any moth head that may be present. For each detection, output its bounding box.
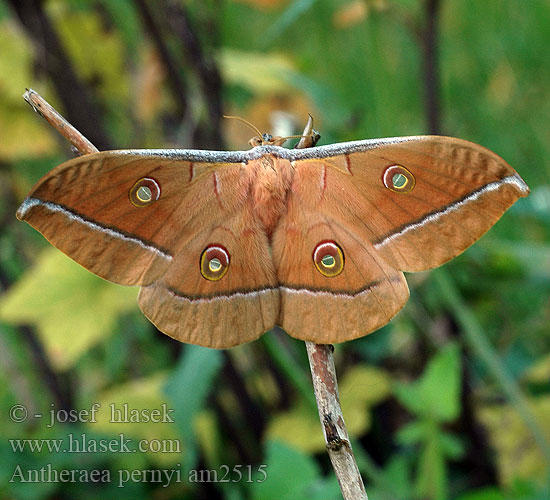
[223,114,318,148]
[248,133,288,147]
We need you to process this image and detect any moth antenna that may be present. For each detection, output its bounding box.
[281,130,320,146]
[281,134,313,140]
[223,115,263,139]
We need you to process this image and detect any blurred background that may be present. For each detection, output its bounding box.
[0,1,549,499]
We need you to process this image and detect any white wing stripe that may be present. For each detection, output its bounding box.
[18,197,173,261]
[374,175,529,249]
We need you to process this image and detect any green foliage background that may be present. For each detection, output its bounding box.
[0,1,548,499]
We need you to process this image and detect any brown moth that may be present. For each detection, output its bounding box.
[17,134,529,348]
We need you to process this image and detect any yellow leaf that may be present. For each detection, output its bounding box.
[52,8,128,103]
[0,22,57,159]
[523,354,550,384]
[0,21,33,101]
[218,49,295,94]
[194,410,222,467]
[266,364,391,453]
[266,402,325,453]
[479,397,550,486]
[340,365,391,435]
[0,106,58,160]
[0,249,138,370]
[92,372,182,466]
[486,61,516,107]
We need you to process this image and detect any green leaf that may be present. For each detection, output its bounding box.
[367,454,414,500]
[439,431,465,459]
[261,0,318,47]
[394,343,462,422]
[396,420,428,445]
[249,441,340,500]
[415,424,447,500]
[478,239,550,280]
[98,0,141,54]
[193,409,222,468]
[394,346,465,499]
[251,441,317,500]
[164,345,223,474]
[455,487,505,500]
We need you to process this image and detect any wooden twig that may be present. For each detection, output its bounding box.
[306,343,368,499]
[23,89,99,155]
[296,118,368,500]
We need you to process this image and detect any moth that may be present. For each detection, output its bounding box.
[17,132,529,348]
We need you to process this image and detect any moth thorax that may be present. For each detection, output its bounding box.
[252,156,293,235]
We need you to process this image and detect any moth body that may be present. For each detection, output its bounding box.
[17,136,529,348]
[248,153,293,237]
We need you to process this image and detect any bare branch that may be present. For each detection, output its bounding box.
[306,343,368,500]
[23,89,99,155]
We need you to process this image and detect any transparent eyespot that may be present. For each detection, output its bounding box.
[129,178,161,207]
[209,258,222,272]
[136,185,152,202]
[321,254,336,268]
[382,165,415,193]
[313,241,344,277]
[200,245,230,281]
